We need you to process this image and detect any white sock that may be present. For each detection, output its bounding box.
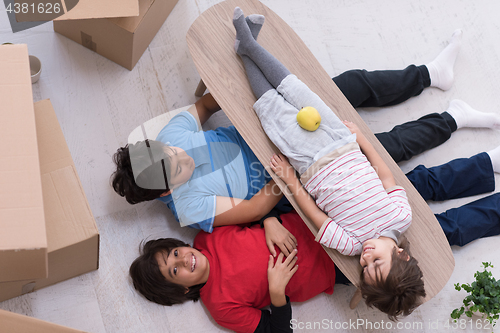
[447,99,500,130]
[427,29,463,91]
[487,145,500,173]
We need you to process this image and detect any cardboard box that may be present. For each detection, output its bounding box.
[53,0,179,70]
[0,99,99,302]
[0,309,86,333]
[0,44,48,283]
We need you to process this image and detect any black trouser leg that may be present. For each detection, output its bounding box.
[333,65,430,108]
[375,112,457,163]
[333,65,456,162]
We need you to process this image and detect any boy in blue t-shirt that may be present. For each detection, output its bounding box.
[111,17,289,235]
[154,103,284,232]
[113,96,285,233]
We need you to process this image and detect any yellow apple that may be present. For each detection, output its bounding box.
[296,106,321,131]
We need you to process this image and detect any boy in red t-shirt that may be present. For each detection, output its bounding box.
[130,211,336,333]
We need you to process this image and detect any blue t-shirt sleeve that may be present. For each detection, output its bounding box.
[156,195,180,221]
[175,193,216,233]
[156,193,215,233]
[184,218,215,233]
[156,111,199,143]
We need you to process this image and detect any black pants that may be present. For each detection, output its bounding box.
[333,65,457,163]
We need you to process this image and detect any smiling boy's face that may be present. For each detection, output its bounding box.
[164,146,195,189]
[360,237,404,284]
[155,246,210,289]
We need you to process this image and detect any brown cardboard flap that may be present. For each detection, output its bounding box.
[108,0,154,32]
[56,0,139,20]
[0,309,86,333]
[0,44,48,283]
[41,166,97,252]
[34,99,98,253]
[34,99,76,174]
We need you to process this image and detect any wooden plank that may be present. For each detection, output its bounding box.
[186,0,454,302]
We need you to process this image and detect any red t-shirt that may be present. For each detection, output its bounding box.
[195,211,337,333]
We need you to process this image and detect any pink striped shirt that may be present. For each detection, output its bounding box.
[307,149,412,256]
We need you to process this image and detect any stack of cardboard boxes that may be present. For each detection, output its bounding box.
[0,44,99,331]
[2,0,178,329]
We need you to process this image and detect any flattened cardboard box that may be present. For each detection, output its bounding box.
[0,44,48,283]
[54,0,179,70]
[0,99,99,302]
[0,309,86,333]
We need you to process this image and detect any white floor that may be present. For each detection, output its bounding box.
[1,0,500,332]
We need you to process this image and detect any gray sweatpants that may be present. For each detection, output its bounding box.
[253,74,356,175]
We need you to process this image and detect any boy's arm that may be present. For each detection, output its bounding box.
[189,93,221,127]
[255,301,292,333]
[343,121,396,190]
[270,154,361,256]
[213,179,283,227]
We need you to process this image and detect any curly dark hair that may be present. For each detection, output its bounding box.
[359,237,426,321]
[111,140,171,204]
[129,238,205,306]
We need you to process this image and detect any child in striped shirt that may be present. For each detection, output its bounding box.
[233,7,425,319]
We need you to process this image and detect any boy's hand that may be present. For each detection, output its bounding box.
[270,154,296,184]
[263,217,297,257]
[267,250,298,306]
